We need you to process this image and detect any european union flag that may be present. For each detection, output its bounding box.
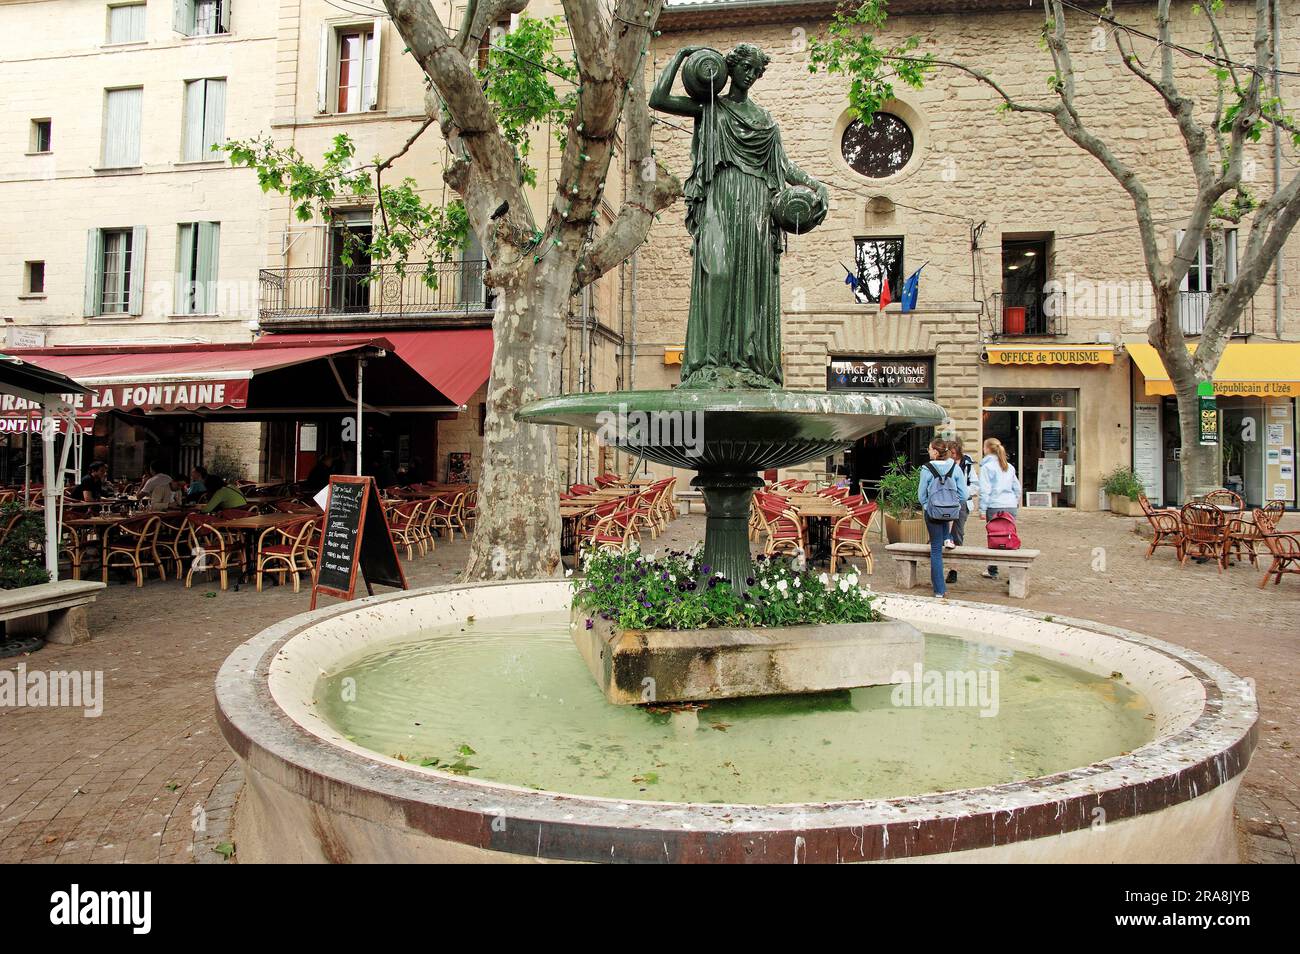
[900,264,925,312]
[842,263,859,295]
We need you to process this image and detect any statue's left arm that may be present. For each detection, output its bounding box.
[784,161,830,207]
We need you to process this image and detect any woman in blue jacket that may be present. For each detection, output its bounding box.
[978,437,1022,578]
[917,438,968,598]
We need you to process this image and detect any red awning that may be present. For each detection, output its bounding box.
[2,340,390,417]
[255,330,493,407]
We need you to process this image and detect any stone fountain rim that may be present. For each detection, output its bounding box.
[516,387,949,421]
[215,579,1257,863]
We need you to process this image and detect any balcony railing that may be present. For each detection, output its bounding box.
[259,260,493,323]
[991,289,1067,337]
[1177,291,1250,337]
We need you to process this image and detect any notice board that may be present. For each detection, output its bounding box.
[311,475,408,608]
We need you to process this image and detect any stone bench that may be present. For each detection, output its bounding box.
[884,543,1041,599]
[0,580,107,645]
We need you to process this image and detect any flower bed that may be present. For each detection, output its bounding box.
[572,547,880,631]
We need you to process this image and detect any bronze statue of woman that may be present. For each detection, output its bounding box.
[651,43,829,390]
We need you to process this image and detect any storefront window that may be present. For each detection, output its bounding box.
[982,388,1079,507]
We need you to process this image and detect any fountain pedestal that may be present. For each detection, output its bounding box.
[572,609,923,705]
[693,470,763,587]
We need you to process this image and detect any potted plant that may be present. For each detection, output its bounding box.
[1101,467,1146,516]
[877,455,927,543]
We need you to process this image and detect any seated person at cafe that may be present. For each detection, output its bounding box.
[74,461,109,501]
[200,476,249,514]
[138,461,176,510]
[185,466,216,503]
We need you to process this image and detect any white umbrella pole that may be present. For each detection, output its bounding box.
[41,406,58,580]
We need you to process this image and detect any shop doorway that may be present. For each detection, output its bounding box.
[981,388,1078,507]
[848,424,935,499]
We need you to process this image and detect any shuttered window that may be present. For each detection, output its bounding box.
[107,4,147,44]
[175,222,221,314]
[182,78,227,161]
[316,19,383,113]
[102,87,143,168]
[85,226,147,316]
[173,0,229,38]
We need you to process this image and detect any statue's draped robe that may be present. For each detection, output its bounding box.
[681,96,788,389]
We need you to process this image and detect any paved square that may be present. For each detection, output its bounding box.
[0,509,1294,863]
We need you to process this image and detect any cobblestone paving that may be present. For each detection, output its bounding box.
[0,508,1294,863]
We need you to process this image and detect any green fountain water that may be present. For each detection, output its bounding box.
[317,611,1155,804]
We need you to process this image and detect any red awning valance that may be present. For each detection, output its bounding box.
[254,330,493,407]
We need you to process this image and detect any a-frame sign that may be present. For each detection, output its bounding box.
[310,475,408,609]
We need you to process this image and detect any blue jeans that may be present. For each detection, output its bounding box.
[926,517,951,596]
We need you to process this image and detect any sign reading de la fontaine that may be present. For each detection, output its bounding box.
[827,357,934,393]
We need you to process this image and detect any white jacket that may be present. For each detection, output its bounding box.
[979,454,1021,513]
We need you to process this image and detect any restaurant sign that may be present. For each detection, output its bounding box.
[0,379,249,423]
[828,356,934,392]
[1198,380,1219,447]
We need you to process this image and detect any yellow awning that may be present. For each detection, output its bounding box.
[1129,342,1300,397]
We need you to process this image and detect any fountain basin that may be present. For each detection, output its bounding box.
[216,580,1257,863]
[572,609,923,705]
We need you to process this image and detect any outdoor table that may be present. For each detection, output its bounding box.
[205,513,308,584]
[791,499,849,565]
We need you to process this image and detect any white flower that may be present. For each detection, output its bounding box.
[793,577,802,588]
[847,573,859,587]
[796,593,804,603]
[565,568,574,578]
[819,572,829,586]
[839,578,851,593]
[776,579,789,593]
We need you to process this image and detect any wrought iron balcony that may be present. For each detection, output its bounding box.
[258,260,493,324]
[1177,291,1250,337]
[991,289,1067,337]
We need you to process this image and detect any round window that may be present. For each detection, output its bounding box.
[841,113,914,178]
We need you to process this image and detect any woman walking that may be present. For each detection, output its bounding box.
[978,437,1022,579]
[918,438,968,598]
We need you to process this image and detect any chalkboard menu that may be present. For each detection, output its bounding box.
[310,475,407,608]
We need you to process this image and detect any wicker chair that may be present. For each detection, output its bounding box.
[153,514,190,580]
[1140,494,1183,560]
[255,516,318,592]
[387,500,426,560]
[184,514,246,591]
[575,499,622,546]
[1202,489,1244,511]
[593,473,623,488]
[1221,512,1265,570]
[829,501,879,574]
[1253,506,1281,534]
[102,515,164,587]
[461,487,477,533]
[757,498,804,560]
[1260,499,1285,528]
[424,491,466,542]
[1179,504,1226,570]
[1258,532,1300,588]
[587,501,640,554]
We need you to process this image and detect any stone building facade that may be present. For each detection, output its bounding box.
[638,0,1300,510]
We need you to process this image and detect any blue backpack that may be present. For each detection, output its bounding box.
[923,461,963,521]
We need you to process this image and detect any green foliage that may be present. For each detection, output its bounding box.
[206,447,246,485]
[0,503,50,590]
[877,455,921,518]
[1101,466,1145,501]
[574,547,881,632]
[222,15,574,281]
[807,0,933,123]
[477,16,577,187]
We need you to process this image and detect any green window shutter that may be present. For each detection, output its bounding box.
[316,24,331,113]
[182,80,205,161]
[84,229,104,317]
[128,225,148,316]
[202,79,226,154]
[176,223,196,313]
[173,0,192,36]
[219,0,231,34]
[197,222,221,313]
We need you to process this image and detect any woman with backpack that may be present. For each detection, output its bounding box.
[979,437,1022,579]
[917,438,968,598]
